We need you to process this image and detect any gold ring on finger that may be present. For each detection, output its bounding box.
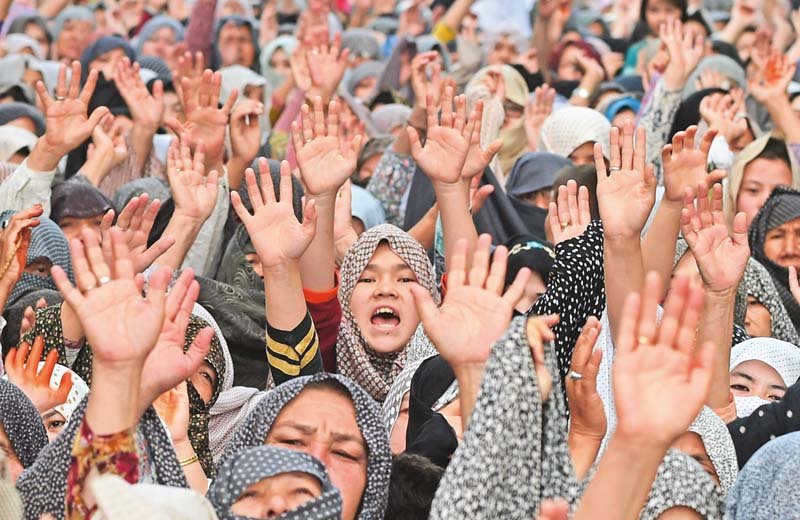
[638,335,652,345]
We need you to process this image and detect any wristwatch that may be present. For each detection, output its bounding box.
[574,87,592,100]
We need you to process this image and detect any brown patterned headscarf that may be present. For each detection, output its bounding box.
[336,224,440,403]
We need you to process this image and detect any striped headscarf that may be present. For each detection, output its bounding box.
[336,224,440,403]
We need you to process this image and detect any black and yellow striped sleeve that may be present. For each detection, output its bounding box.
[266,312,324,386]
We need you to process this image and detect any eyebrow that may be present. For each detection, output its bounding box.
[41,410,61,421]
[769,384,787,392]
[363,263,414,273]
[730,371,754,383]
[274,422,366,448]
[331,432,367,448]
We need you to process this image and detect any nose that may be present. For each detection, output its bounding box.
[264,495,289,518]
[374,277,398,298]
[785,233,798,256]
[305,442,330,467]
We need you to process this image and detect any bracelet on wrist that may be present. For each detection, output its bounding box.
[179,454,199,467]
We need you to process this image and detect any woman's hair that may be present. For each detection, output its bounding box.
[630,0,688,41]
[385,454,444,520]
[755,138,791,167]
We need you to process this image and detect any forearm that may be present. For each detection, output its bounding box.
[407,203,439,251]
[86,363,144,435]
[604,236,645,341]
[61,301,85,342]
[174,440,207,493]
[131,126,157,173]
[763,97,800,143]
[348,5,370,27]
[226,157,248,192]
[299,195,336,291]
[439,0,475,34]
[153,214,205,270]
[184,0,218,63]
[533,17,553,83]
[0,159,56,217]
[642,201,681,299]
[573,435,666,520]
[394,106,425,156]
[568,432,602,481]
[452,363,483,427]
[264,261,308,331]
[717,20,746,44]
[699,290,735,409]
[433,180,477,269]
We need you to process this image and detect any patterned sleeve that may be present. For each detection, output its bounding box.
[266,311,324,386]
[66,420,139,519]
[365,150,416,227]
[530,220,606,380]
[638,79,683,184]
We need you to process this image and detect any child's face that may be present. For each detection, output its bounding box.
[230,472,323,517]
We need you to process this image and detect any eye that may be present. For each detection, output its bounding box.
[333,449,358,461]
[47,420,65,430]
[357,277,374,284]
[277,438,305,447]
[768,394,782,402]
[731,384,749,392]
[399,277,415,283]
[200,371,213,383]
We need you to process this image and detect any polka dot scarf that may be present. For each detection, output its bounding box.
[640,449,724,519]
[208,445,342,520]
[336,224,440,403]
[0,379,47,468]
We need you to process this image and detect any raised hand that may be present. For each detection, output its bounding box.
[525,84,556,151]
[305,32,350,102]
[114,57,165,132]
[749,52,796,103]
[82,116,129,185]
[408,86,472,186]
[699,92,749,145]
[153,380,191,444]
[166,137,220,225]
[660,18,704,91]
[29,61,109,171]
[461,100,503,179]
[172,51,205,110]
[0,206,41,312]
[661,126,725,203]
[566,317,606,443]
[292,97,362,196]
[410,235,531,369]
[613,272,714,448]
[4,336,73,413]
[410,51,444,110]
[100,194,175,274]
[231,159,318,269]
[526,314,559,402]
[595,120,656,239]
[547,179,591,244]
[229,98,264,168]
[680,183,749,293]
[333,180,359,266]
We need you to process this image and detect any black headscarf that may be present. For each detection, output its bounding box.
[748,186,800,329]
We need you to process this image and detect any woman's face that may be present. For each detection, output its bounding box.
[735,30,756,64]
[244,84,265,102]
[354,76,378,100]
[219,23,256,68]
[645,0,682,35]
[265,387,368,520]
[163,90,185,126]
[502,100,524,130]
[140,26,176,60]
[269,48,292,77]
[744,296,771,338]
[389,392,410,454]
[0,423,23,483]
[189,360,218,405]
[58,214,104,243]
[24,22,50,58]
[730,359,787,401]
[56,19,93,61]
[349,243,421,355]
[41,409,67,442]
[245,252,264,278]
[488,35,519,65]
[24,257,52,277]
[568,142,596,166]
[230,472,323,517]
[556,45,586,82]
[671,431,719,484]
[737,158,793,228]
[90,48,128,81]
[763,217,800,269]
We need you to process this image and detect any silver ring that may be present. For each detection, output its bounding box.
[54,95,66,101]
[98,276,111,285]
[609,166,622,172]
[568,370,583,381]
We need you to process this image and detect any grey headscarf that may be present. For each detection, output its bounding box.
[346,60,385,97]
[260,36,297,89]
[682,55,747,100]
[16,399,188,520]
[370,104,411,135]
[725,431,800,519]
[640,449,725,519]
[208,446,342,520]
[0,101,45,136]
[505,152,573,197]
[687,407,739,494]
[112,177,172,212]
[0,380,47,469]
[429,317,583,518]
[218,373,392,519]
[51,6,95,39]
[135,15,185,57]
[342,28,381,61]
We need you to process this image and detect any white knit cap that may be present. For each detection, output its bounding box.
[729,337,800,387]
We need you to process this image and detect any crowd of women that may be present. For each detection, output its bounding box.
[0,0,799,517]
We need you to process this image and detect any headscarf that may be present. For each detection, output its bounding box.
[219,64,268,105]
[538,106,611,160]
[49,181,113,224]
[342,28,381,62]
[0,101,45,136]
[260,36,297,89]
[465,65,530,179]
[381,357,426,434]
[213,16,259,71]
[687,406,738,494]
[6,13,51,47]
[112,177,172,213]
[16,399,188,520]
[208,446,342,520]
[0,55,36,103]
[219,373,392,520]
[370,104,411,135]
[0,125,36,162]
[729,337,800,389]
[429,317,582,518]
[0,379,47,468]
[505,152,572,239]
[0,211,73,308]
[51,6,95,40]
[0,450,22,519]
[41,363,89,423]
[336,224,439,402]
[725,431,800,519]
[3,34,43,61]
[748,186,800,329]
[682,54,747,100]
[504,234,556,288]
[134,15,185,57]
[351,185,386,231]
[346,60,385,97]
[639,449,725,519]
[724,134,800,226]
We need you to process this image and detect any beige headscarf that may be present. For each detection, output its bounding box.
[465,65,530,183]
[723,133,800,226]
[538,106,611,160]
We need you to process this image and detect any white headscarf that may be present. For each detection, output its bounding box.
[729,337,800,388]
[538,106,611,160]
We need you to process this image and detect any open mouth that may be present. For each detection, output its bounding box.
[370,306,401,330]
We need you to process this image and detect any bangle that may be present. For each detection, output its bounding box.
[179,454,199,467]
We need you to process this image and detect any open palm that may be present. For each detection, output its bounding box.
[662,126,723,202]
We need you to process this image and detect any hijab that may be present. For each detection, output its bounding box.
[538,106,611,160]
[341,28,381,62]
[42,363,89,424]
[351,185,387,231]
[260,36,297,89]
[505,152,572,239]
[0,379,47,469]
[687,407,738,494]
[0,102,45,136]
[16,399,188,520]
[336,224,439,402]
[429,317,582,518]
[639,449,725,519]
[748,186,800,329]
[208,446,342,520]
[668,87,726,141]
[730,337,800,417]
[0,125,36,162]
[725,431,800,519]
[219,65,267,105]
[50,181,113,224]
[682,55,747,100]
[134,15,185,57]
[370,104,411,135]
[0,211,73,308]
[219,373,392,519]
